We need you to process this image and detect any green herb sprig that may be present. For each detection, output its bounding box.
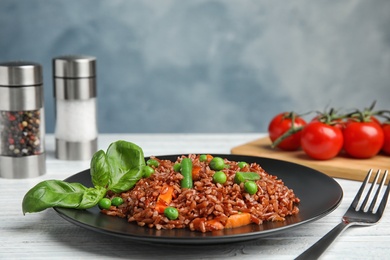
[22,140,145,214]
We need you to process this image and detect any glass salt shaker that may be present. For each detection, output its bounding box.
[0,61,46,178]
[53,55,98,160]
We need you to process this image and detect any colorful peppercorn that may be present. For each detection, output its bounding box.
[0,110,43,157]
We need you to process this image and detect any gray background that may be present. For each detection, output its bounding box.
[1,0,389,133]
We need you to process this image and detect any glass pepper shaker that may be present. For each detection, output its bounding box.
[0,61,46,178]
[53,55,98,160]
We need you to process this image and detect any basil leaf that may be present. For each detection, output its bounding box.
[105,140,145,193]
[109,167,145,193]
[78,186,106,209]
[22,180,106,214]
[90,150,110,188]
[23,140,145,214]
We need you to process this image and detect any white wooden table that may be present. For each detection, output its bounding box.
[1,134,389,260]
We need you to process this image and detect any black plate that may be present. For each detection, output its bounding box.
[54,154,343,244]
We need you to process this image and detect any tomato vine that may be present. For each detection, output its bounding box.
[267,101,390,160]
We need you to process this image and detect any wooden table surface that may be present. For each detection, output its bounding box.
[1,134,389,260]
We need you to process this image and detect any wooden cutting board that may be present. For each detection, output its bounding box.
[231,137,389,181]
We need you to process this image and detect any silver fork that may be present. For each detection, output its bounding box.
[296,169,390,260]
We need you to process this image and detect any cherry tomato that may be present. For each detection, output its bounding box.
[370,116,382,125]
[343,121,384,158]
[381,123,390,155]
[268,112,307,151]
[300,121,343,160]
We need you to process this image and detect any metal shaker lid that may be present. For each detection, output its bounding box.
[0,61,42,86]
[53,55,96,78]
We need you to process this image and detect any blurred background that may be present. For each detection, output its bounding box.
[0,0,389,134]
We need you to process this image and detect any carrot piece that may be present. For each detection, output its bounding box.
[155,185,174,214]
[192,165,202,180]
[205,219,225,231]
[206,154,213,161]
[225,212,251,229]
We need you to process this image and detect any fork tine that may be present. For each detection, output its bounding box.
[368,170,388,212]
[376,170,390,215]
[361,169,381,211]
[351,169,372,209]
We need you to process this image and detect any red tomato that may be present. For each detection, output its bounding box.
[343,121,384,158]
[300,121,344,160]
[370,116,382,125]
[381,123,390,155]
[268,112,307,151]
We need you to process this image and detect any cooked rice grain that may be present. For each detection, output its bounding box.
[102,154,300,232]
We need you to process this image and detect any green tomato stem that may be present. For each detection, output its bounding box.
[271,125,304,149]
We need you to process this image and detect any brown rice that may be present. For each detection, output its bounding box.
[102,154,300,232]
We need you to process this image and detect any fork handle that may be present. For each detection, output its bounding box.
[295,221,350,260]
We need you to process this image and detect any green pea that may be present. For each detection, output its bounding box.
[142,165,155,178]
[147,159,159,167]
[173,163,181,172]
[98,198,111,210]
[209,157,226,171]
[199,154,208,162]
[213,171,227,184]
[244,181,258,195]
[111,197,124,206]
[238,161,248,169]
[164,206,179,220]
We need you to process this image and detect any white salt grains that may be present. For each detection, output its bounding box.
[54,99,97,142]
